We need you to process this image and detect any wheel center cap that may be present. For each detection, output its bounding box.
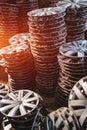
[18,101,22,105]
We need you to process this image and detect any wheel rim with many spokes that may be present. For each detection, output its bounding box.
[0,90,40,118]
[59,40,87,58]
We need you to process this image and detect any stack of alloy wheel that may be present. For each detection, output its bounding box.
[28,7,66,96]
[55,0,87,42]
[0,3,19,48]
[0,0,11,3]
[16,0,39,33]
[0,0,16,3]
[9,33,30,47]
[69,76,87,130]
[55,40,87,107]
[65,0,87,42]
[0,90,45,130]
[43,107,81,130]
[0,43,36,90]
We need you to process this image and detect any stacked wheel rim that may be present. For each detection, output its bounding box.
[43,107,81,130]
[27,7,66,96]
[0,89,45,130]
[0,3,19,47]
[0,43,36,90]
[56,0,87,42]
[0,0,16,3]
[69,76,87,130]
[9,33,30,48]
[16,0,39,33]
[55,40,87,107]
[65,1,87,42]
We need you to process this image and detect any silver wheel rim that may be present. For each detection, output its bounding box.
[60,40,87,58]
[0,90,39,118]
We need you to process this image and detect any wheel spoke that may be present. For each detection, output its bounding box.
[1,99,16,104]
[0,90,8,94]
[73,109,85,117]
[64,43,75,49]
[19,104,27,115]
[1,88,8,91]
[81,82,87,95]
[24,97,38,103]
[18,90,23,100]
[8,105,19,117]
[65,50,75,56]
[8,93,17,101]
[72,41,78,47]
[0,104,17,113]
[69,100,87,106]
[73,87,85,99]
[0,85,6,89]
[21,91,33,100]
[23,102,36,109]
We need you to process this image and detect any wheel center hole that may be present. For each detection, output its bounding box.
[18,101,22,105]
